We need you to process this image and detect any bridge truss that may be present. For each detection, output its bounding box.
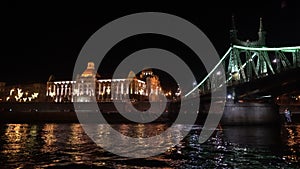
[185,45,300,98]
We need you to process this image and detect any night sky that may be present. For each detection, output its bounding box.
[0,1,299,90]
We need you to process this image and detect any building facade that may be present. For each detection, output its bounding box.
[46,62,164,102]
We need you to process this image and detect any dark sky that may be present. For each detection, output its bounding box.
[0,1,299,87]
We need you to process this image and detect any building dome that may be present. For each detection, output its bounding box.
[81,62,99,78]
[127,71,136,79]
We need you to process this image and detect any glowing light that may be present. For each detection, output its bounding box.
[233,45,300,52]
[106,87,110,95]
[49,92,55,97]
[272,58,279,63]
[10,89,15,96]
[227,94,232,99]
[31,93,39,99]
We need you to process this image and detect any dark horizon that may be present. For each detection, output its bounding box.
[0,1,299,86]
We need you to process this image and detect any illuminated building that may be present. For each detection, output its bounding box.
[1,83,46,102]
[46,62,162,102]
[46,80,74,102]
[72,62,98,102]
[140,68,165,101]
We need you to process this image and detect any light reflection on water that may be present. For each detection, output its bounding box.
[0,123,299,168]
[281,125,300,163]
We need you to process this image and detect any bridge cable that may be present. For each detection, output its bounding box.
[184,47,232,98]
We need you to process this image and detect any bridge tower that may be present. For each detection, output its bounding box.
[230,16,266,47]
[227,16,273,102]
[228,16,273,85]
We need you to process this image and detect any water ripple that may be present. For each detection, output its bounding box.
[0,123,299,168]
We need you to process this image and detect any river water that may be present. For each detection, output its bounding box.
[0,123,299,168]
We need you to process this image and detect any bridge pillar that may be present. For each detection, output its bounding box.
[221,101,280,125]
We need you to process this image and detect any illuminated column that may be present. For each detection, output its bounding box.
[61,83,64,102]
[120,81,123,99]
[69,84,72,96]
[68,84,71,101]
[46,88,48,96]
[92,84,95,96]
[56,84,59,102]
[56,84,60,102]
[79,84,82,96]
[88,84,91,96]
[55,84,59,102]
[135,80,138,94]
[50,84,52,95]
[108,86,112,100]
[58,84,61,102]
[82,84,84,95]
[130,82,133,95]
[64,85,68,97]
[71,83,74,98]
[67,82,72,100]
[98,82,101,100]
[132,80,135,94]
[46,84,49,96]
[85,85,88,95]
[111,82,114,101]
[76,84,79,96]
[126,81,129,95]
[103,85,106,100]
[134,80,136,94]
[116,81,119,100]
[121,81,124,96]
[91,84,94,97]
[53,84,56,98]
[103,85,106,94]
[60,84,64,102]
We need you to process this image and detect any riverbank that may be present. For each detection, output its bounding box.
[0,102,298,125]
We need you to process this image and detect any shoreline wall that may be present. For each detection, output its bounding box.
[0,101,287,125]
